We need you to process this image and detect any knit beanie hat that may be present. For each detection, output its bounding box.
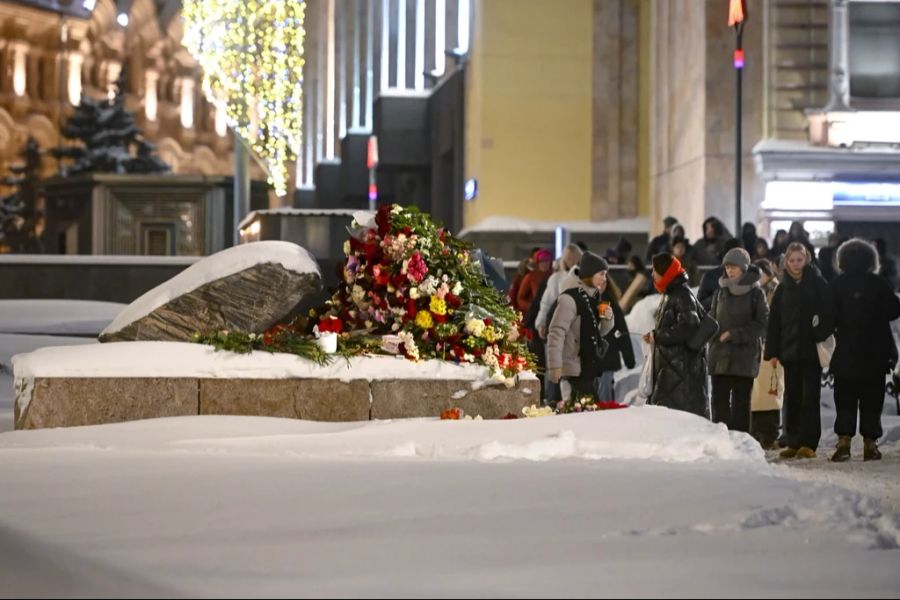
[534,248,552,263]
[722,247,751,271]
[652,253,675,276]
[578,251,609,279]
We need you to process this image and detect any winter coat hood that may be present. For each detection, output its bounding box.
[836,238,880,275]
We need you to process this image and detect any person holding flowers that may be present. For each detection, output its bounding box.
[546,252,616,402]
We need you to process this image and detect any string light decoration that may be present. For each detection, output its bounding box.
[182,0,306,197]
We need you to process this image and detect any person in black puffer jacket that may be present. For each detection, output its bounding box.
[708,248,768,433]
[644,253,709,418]
[764,242,834,459]
[828,239,900,462]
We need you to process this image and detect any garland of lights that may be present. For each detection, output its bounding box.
[182,0,305,197]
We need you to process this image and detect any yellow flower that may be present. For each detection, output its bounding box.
[483,325,498,342]
[415,310,434,329]
[429,296,447,316]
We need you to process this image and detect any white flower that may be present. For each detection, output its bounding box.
[465,318,485,337]
[409,287,420,299]
[391,205,403,214]
[452,281,463,296]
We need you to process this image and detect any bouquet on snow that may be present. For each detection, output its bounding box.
[315,204,535,385]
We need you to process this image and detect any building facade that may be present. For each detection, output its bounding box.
[0,0,239,188]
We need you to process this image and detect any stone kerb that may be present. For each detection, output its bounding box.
[15,375,538,429]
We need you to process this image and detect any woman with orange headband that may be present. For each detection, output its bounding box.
[642,253,710,417]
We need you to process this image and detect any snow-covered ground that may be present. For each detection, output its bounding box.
[1,299,899,597]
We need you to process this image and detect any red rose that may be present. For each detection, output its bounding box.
[376,205,392,236]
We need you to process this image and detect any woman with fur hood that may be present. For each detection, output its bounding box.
[708,248,769,433]
[546,252,616,402]
[828,239,900,462]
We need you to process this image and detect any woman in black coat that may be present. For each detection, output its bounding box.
[764,243,834,459]
[644,253,709,418]
[828,239,900,462]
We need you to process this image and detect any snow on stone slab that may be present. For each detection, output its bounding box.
[0,300,125,335]
[0,407,762,466]
[11,341,534,383]
[101,241,320,337]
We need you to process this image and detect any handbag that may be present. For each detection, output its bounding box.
[686,298,719,351]
[816,334,836,369]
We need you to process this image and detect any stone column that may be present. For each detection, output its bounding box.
[179,76,194,130]
[144,68,158,121]
[824,0,851,112]
[67,52,83,105]
[12,41,28,97]
[591,0,639,221]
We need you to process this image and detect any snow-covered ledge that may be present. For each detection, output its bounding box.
[12,342,539,430]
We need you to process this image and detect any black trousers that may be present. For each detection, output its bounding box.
[833,375,885,440]
[751,409,780,449]
[711,375,753,433]
[782,361,823,450]
[562,374,599,402]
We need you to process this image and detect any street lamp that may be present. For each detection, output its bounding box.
[729,0,747,236]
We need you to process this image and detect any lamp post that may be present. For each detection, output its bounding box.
[729,0,747,237]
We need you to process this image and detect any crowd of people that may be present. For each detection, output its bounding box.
[507,217,900,462]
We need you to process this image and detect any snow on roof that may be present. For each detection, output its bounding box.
[101,242,321,337]
[0,255,199,266]
[238,208,357,230]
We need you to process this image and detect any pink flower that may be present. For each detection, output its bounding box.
[407,251,428,283]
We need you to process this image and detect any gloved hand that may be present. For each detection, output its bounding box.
[547,367,562,384]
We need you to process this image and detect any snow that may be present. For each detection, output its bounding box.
[12,341,534,383]
[101,241,321,337]
[0,408,762,464]
[459,215,650,236]
[0,413,898,597]
[0,300,124,335]
[238,207,356,230]
[0,254,199,266]
[2,299,900,597]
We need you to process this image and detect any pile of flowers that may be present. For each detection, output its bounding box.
[196,204,535,385]
[556,397,629,414]
[315,204,535,384]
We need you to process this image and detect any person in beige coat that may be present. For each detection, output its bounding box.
[546,252,616,402]
[750,258,783,449]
